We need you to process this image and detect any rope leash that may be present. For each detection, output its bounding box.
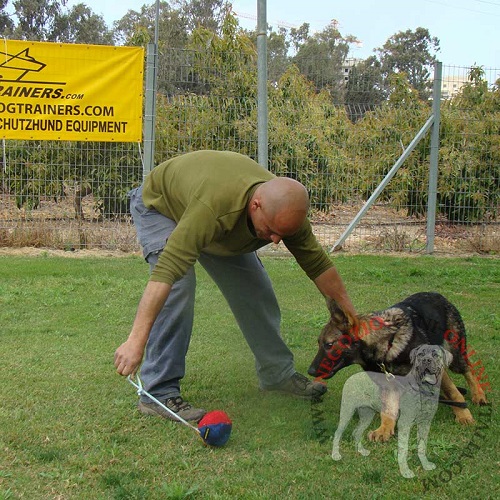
[127,374,201,434]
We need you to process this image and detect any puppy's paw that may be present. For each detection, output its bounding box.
[420,459,436,471]
[368,426,394,442]
[357,446,370,457]
[331,450,342,461]
[400,467,415,479]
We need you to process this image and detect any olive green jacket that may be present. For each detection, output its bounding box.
[142,150,333,284]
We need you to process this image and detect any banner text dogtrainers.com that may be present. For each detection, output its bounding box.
[0,41,143,142]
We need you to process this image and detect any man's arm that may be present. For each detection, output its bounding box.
[313,266,357,323]
[114,280,172,376]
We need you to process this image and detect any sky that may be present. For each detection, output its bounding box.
[67,0,499,70]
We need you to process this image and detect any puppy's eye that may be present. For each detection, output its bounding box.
[324,342,334,350]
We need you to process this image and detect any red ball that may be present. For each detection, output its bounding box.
[198,410,232,447]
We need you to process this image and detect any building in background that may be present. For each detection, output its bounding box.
[440,73,469,99]
[341,58,363,82]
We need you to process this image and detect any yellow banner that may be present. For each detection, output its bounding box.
[0,40,144,142]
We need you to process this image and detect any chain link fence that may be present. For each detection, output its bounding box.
[1,47,498,255]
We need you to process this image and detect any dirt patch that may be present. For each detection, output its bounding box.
[1,195,498,258]
[0,246,142,258]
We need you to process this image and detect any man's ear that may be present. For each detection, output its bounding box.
[249,198,259,211]
[325,297,352,329]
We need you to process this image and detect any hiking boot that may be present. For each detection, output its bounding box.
[261,372,328,399]
[138,396,206,422]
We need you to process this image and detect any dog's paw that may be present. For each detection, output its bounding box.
[331,450,342,461]
[472,394,488,406]
[368,427,394,442]
[357,446,370,457]
[456,414,475,425]
[455,409,475,425]
[400,467,415,479]
[420,459,436,471]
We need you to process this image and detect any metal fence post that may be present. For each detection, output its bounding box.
[143,43,158,179]
[257,0,268,168]
[426,61,442,254]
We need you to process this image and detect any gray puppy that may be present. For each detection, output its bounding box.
[331,345,452,479]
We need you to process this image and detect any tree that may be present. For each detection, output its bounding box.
[243,25,290,85]
[1,0,129,220]
[3,0,112,43]
[53,3,113,44]
[265,27,290,84]
[289,22,309,53]
[376,27,440,100]
[10,0,64,40]
[266,65,354,207]
[188,10,256,95]
[152,10,257,159]
[113,1,188,48]
[344,56,387,122]
[291,20,359,99]
[113,0,230,46]
[174,0,228,35]
[0,0,13,33]
[438,67,500,222]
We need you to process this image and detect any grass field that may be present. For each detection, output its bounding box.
[0,253,498,499]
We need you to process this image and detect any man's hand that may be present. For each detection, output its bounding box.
[314,266,357,321]
[114,339,145,376]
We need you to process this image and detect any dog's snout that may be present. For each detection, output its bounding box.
[308,365,319,377]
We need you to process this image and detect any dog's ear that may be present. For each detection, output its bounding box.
[410,346,420,364]
[325,297,353,329]
[440,346,453,367]
[377,308,406,328]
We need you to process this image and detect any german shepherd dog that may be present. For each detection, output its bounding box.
[308,292,488,441]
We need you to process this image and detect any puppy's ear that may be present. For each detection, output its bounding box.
[441,346,453,367]
[410,346,419,364]
[325,297,352,329]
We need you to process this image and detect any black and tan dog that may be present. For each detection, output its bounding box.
[332,345,452,479]
[308,292,487,441]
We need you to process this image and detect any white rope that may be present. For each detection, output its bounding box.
[127,374,200,433]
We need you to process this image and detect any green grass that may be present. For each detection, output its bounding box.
[0,254,498,499]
